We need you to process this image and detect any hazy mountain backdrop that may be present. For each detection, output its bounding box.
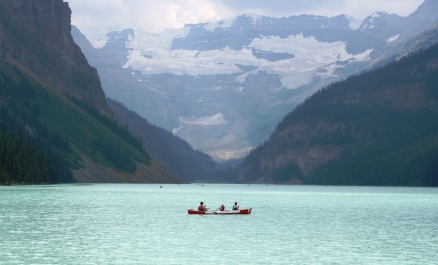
[73,0,438,161]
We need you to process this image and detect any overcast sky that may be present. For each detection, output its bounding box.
[68,0,425,41]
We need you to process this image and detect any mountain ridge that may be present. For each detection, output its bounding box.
[73,0,438,161]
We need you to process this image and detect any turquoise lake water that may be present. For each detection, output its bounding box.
[0,184,437,264]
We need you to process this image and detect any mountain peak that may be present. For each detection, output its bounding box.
[344,14,362,30]
[359,11,403,31]
[74,5,438,161]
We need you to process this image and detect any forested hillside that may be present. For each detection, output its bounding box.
[107,99,218,182]
[238,43,438,186]
[0,0,183,185]
[0,61,171,184]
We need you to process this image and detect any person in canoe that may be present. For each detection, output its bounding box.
[198,202,207,211]
[232,202,239,210]
[219,204,225,211]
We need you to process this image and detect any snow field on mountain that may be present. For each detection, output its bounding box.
[123,30,372,89]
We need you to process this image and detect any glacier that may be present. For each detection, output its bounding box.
[123,30,372,89]
[79,9,429,160]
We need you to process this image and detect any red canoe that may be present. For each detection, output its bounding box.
[188,208,252,215]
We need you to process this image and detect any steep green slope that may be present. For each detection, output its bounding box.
[0,60,182,184]
[0,0,183,184]
[238,44,438,186]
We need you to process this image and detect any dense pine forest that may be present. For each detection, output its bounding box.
[303,46,438,186]
[239,43,438,186]
[0,127,71,184]
[0,60,151,185]
[0,65,74,184]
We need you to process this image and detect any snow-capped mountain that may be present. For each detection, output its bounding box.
[75,0,438,161]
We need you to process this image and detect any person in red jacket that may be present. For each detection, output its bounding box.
[219,204,225,211]
[198,202,207,211]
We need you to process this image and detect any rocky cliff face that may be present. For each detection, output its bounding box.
[0,0,111,115]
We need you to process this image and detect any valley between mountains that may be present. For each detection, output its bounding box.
[73,0,438,161]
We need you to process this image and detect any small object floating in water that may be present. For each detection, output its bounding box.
[160,185,163,188]
[187,208,252,215]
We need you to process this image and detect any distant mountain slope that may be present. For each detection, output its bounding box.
[107,99,217,182]
[368,20,438,69]
[74,0,438,161]
[237,43,438,186]
[0,0,183,184]
[72,26,218,182]
[398,0,438,42]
